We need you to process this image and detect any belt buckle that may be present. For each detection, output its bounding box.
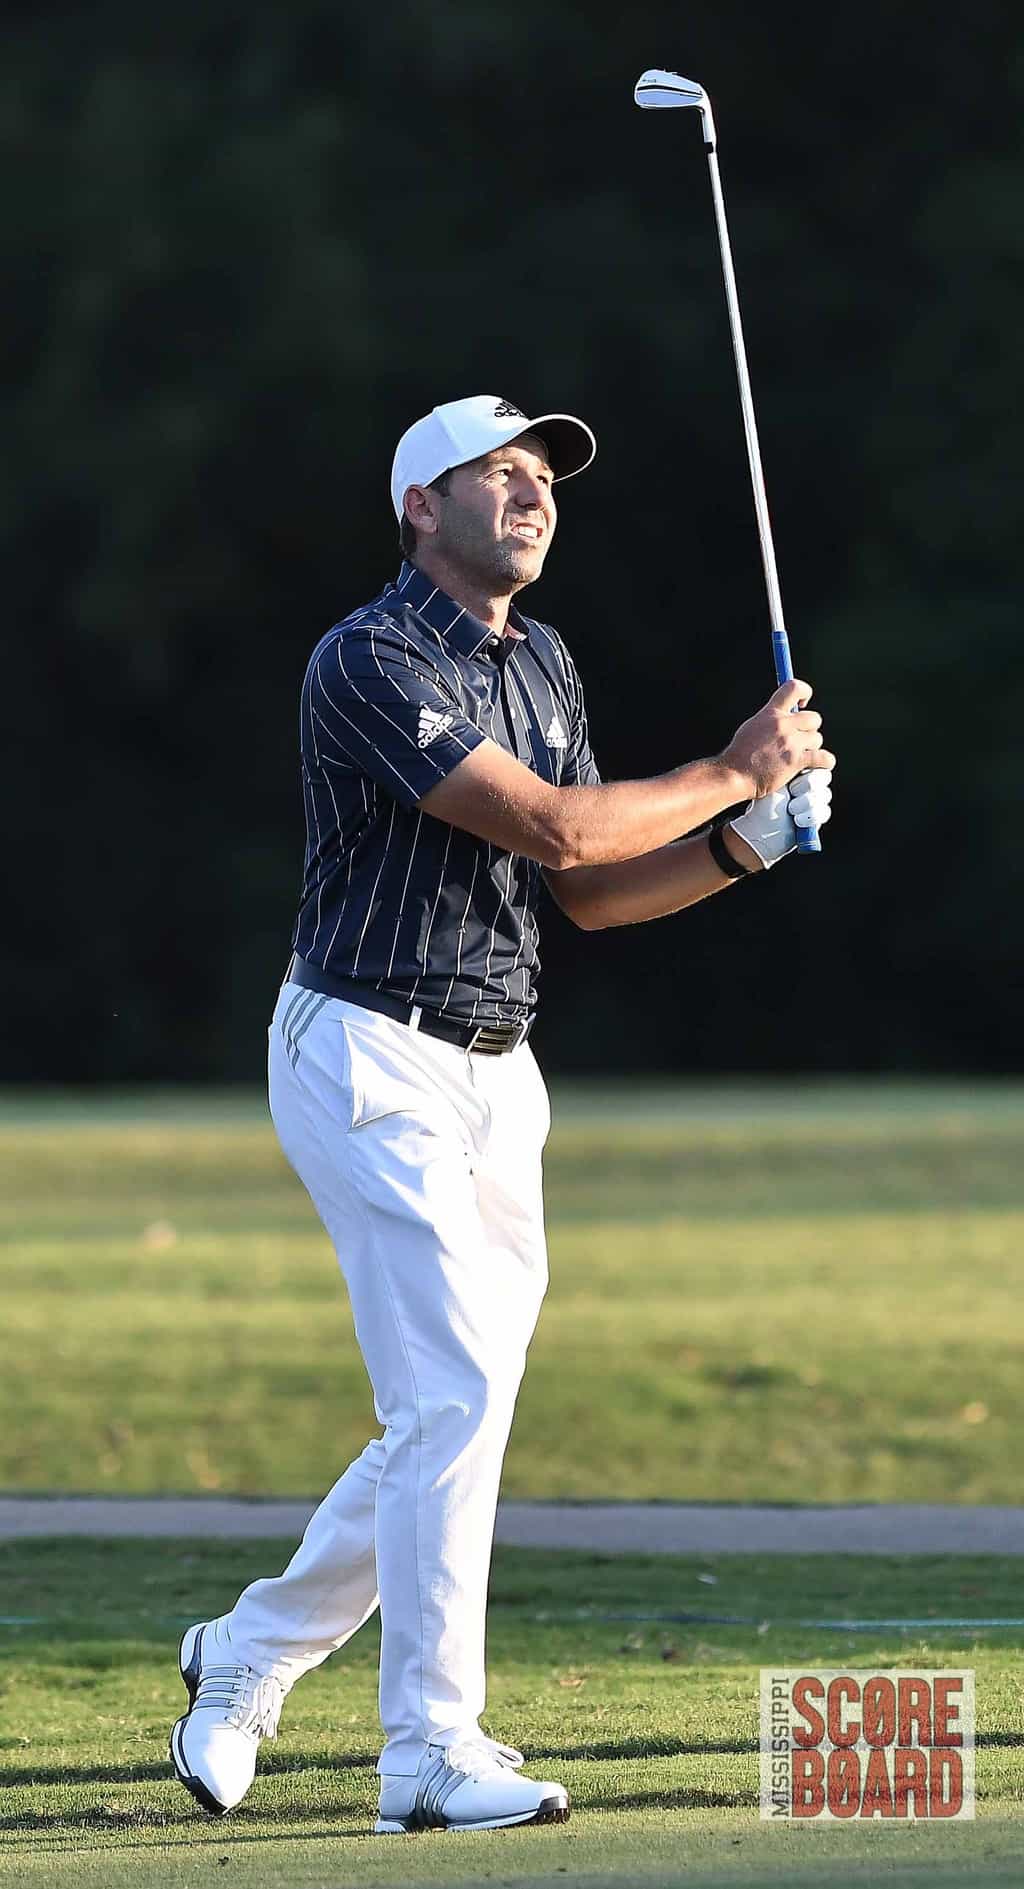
[467,1018,527,1055]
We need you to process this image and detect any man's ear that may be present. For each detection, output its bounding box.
[404,485,440,538]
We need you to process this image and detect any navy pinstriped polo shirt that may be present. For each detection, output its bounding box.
[291,560,600,1026]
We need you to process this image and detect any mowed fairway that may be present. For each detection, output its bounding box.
[2,1539,1024,1888]
[2,1083,1023,1501]
[3,1086,1024,1887]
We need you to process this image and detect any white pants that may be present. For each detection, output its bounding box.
[213,984,551,1774]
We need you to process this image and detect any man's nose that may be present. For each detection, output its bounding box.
[513,475,549,510]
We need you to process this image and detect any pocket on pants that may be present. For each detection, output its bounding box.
[341,1009,464,1133]
[270,986,472,1142]
[346,1029,413,1130]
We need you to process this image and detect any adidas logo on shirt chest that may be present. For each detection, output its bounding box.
[544,712,567,750]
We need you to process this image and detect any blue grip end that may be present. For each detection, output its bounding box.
[771,628,795,686]
[770,630,821,858]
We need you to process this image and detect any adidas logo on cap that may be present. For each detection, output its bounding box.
[390,395,597,523]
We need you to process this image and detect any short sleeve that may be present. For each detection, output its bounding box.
[308,622,485,809]
[559,647,601,788]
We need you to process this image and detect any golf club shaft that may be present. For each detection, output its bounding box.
[703,143,821,853]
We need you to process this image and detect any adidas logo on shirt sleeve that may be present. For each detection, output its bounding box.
[417,704,456,749]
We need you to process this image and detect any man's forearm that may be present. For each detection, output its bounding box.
[421,682,831,872]
[545,827,761,930]
[550,758,755,868]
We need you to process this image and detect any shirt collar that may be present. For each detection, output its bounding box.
[392,561,529,661]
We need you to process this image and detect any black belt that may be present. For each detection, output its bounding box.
[286,955,532,1056]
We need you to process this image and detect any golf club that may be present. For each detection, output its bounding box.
[634,68,821,854]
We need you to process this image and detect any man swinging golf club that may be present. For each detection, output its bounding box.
[169,394,834,1833]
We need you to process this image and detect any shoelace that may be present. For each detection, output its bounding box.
[443,1736,525,1780]
[193,1663,284,1740]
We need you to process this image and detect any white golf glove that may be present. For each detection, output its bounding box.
[729,770,833,869]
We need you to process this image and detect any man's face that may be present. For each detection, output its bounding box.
[429,433,557,592]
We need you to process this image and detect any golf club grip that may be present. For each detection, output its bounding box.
[771,630,821,855]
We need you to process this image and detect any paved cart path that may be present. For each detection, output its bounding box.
[3,1497,1024,1554]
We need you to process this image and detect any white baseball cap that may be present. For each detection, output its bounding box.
[390,394,597,522]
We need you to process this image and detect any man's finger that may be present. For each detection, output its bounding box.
[790,781,832,812]
[788,768,834,790]
[794,798,832,828]
[773,679,810,710]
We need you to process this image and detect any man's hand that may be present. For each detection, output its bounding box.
[727,769,834,871]
[719,682,835,799]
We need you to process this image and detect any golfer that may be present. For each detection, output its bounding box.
[170,395,834,1833]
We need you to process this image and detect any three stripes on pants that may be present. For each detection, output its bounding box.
[279,990,328,1069]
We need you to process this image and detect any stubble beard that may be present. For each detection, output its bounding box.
[441,511,545,597]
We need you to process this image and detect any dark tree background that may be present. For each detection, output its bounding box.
[6,1,1022,1081]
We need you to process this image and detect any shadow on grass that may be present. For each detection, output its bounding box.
[0,1825,372,1855]
[530,1734,757,1761]
[0,1800,367,1837]
[0,1751,376,1788]
[2,1734,765,1792]
[584,1785,756,1812]
[1,1762,176,1787]
[1,1788,752,1845]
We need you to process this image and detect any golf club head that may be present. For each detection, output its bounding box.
[634,69,715,144]
[634,69,705,110]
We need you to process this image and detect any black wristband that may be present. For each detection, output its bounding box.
[708,825,752,880]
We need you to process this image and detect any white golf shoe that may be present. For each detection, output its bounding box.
[375,1737,569,1833]
[169,1622,284,1815]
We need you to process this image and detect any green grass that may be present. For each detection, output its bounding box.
[3,1083,1024,1501]
[2,1539,1023,1887]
